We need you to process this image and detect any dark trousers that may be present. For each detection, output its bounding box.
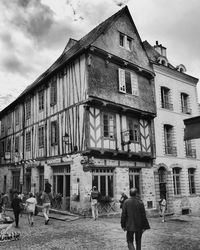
[14,210,20,227]
[126,230,143,250]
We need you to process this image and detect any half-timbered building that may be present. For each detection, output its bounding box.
[0,7,157,214]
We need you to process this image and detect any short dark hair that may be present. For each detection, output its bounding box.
[130,188,137,197]
[29,193,33,197]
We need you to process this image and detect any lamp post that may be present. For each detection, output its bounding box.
[62,133,71,154]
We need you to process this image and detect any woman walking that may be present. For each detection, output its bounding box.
[11,193,22,228]
[41,187,52,225]
[26,193,37,226]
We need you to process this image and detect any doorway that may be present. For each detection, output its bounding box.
[158,167,167,207]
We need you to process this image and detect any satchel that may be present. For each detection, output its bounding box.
[34,206,38,216]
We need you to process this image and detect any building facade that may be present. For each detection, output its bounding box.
[0,7,157,215]
[144,41,200,215]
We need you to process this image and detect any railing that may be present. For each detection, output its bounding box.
[165,146,177,156]
[186,149,196,158]
[162,101,173,111]
[182,106,192,114]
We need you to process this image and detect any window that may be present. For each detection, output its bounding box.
[15,108,19,125]
[127,36,132,50]
[26,131,31,151]
[103,113,115,139]
[127,118,139,142]
[1,120,5,134]
[25,98,31,119]
[188,168,195,194]
[39,167,44,192]
[181,93,191,114]
[6,138,11,152]
[12,171,20,192]
[185,140,196,158]
[161,87,173,110]
[15,136,19,152]
[50,80,57,106]
[7,113,12,128]
[164,124,176,155]
[92,168,114,197]
[118,69,138,96]
[51,121,58,145]
[173,168,181,195]
[39,90,44,111]
[38,126,45,148]
[119,33,124,47]
[129,169,140,194]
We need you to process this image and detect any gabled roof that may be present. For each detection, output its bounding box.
[1,6,150,115]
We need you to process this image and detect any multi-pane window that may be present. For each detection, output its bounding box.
[6,138,11,152]
[39,90,44,111]
[25,98,31,119]
[26,131,31,151]
[7,113,12,128]
[50,80,57,106]
[188,168,196,194]
[15,108,19,125]
[127,118,139,142]
[39,126,45,148]
[92,168,114,197]
[173,168,181,195]
[161,87,173,110]
[181,93,191,114]
[118,69,138,96]
[51,121,58,145]
[15,136,19,152]
[129,168,140,194]
[185,140,196,158]
[103,113,115,139]
[164,124,176,155]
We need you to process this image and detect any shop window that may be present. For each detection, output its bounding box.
[173,168,181,195]
[92,168,114,197]
[129,168,141,194]
[188,168,196,194]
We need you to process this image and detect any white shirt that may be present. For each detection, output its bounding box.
[26,197,37,212]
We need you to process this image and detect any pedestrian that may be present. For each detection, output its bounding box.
[1,193,8,215]
[41,186,53,225]
[119,192,128,209]
[18,192,25,217]
[26,193,37,226]
[159,196,166,223]
[90,186,101,220]
[121,188,150,250]
[11,192,22,228]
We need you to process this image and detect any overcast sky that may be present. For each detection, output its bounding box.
[0,0,200,111]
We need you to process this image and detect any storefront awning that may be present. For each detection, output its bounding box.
[184,116,200,140]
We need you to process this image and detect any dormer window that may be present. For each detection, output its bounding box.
[176,64,186,73]
[158,56,168,66]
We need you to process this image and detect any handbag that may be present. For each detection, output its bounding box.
[34,206,38,216]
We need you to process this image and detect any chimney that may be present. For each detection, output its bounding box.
[154,41,167,58]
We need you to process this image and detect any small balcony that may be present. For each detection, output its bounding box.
[182,106,192,115]
[186,148,196,158]
[165,146,177,156]
[162,101,173,111]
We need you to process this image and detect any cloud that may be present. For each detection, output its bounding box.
[0,94,15,111]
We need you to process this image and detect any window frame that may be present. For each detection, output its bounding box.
[118,68,138,96]
[39,89,44,111]
[50,80,57,106]
[26,131,31,151]
[51,121,58,145]
[181,92,191,114]
[188,168,196,195]
[161,86,173,110]
[38,125,45,148]
[164,124,176,155]
[129,168,141,194]
[119,33,124,47]
[173,168,181,195]
[103,113,115,140]
[25,98,31,120]
[92,168,114,197]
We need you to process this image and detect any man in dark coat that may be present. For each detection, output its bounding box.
[121,188,150,250]
[11,193,22,228]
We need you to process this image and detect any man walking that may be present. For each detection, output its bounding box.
[121,188,150,250]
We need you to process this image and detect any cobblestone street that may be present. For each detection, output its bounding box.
[1,211,200,250]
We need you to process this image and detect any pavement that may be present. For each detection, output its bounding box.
[0,210,200,250]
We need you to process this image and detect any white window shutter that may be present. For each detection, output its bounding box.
[131,72,138,96]
[118,68,126,93]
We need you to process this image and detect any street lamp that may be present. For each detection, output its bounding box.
[62,133,72,154]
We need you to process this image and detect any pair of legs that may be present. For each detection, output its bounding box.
[160,206,166,222]
[28,212,34,226]
[43,203,50,224]
[13,210,20,228]
[91,203,98,220]
[126,230,143,250]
